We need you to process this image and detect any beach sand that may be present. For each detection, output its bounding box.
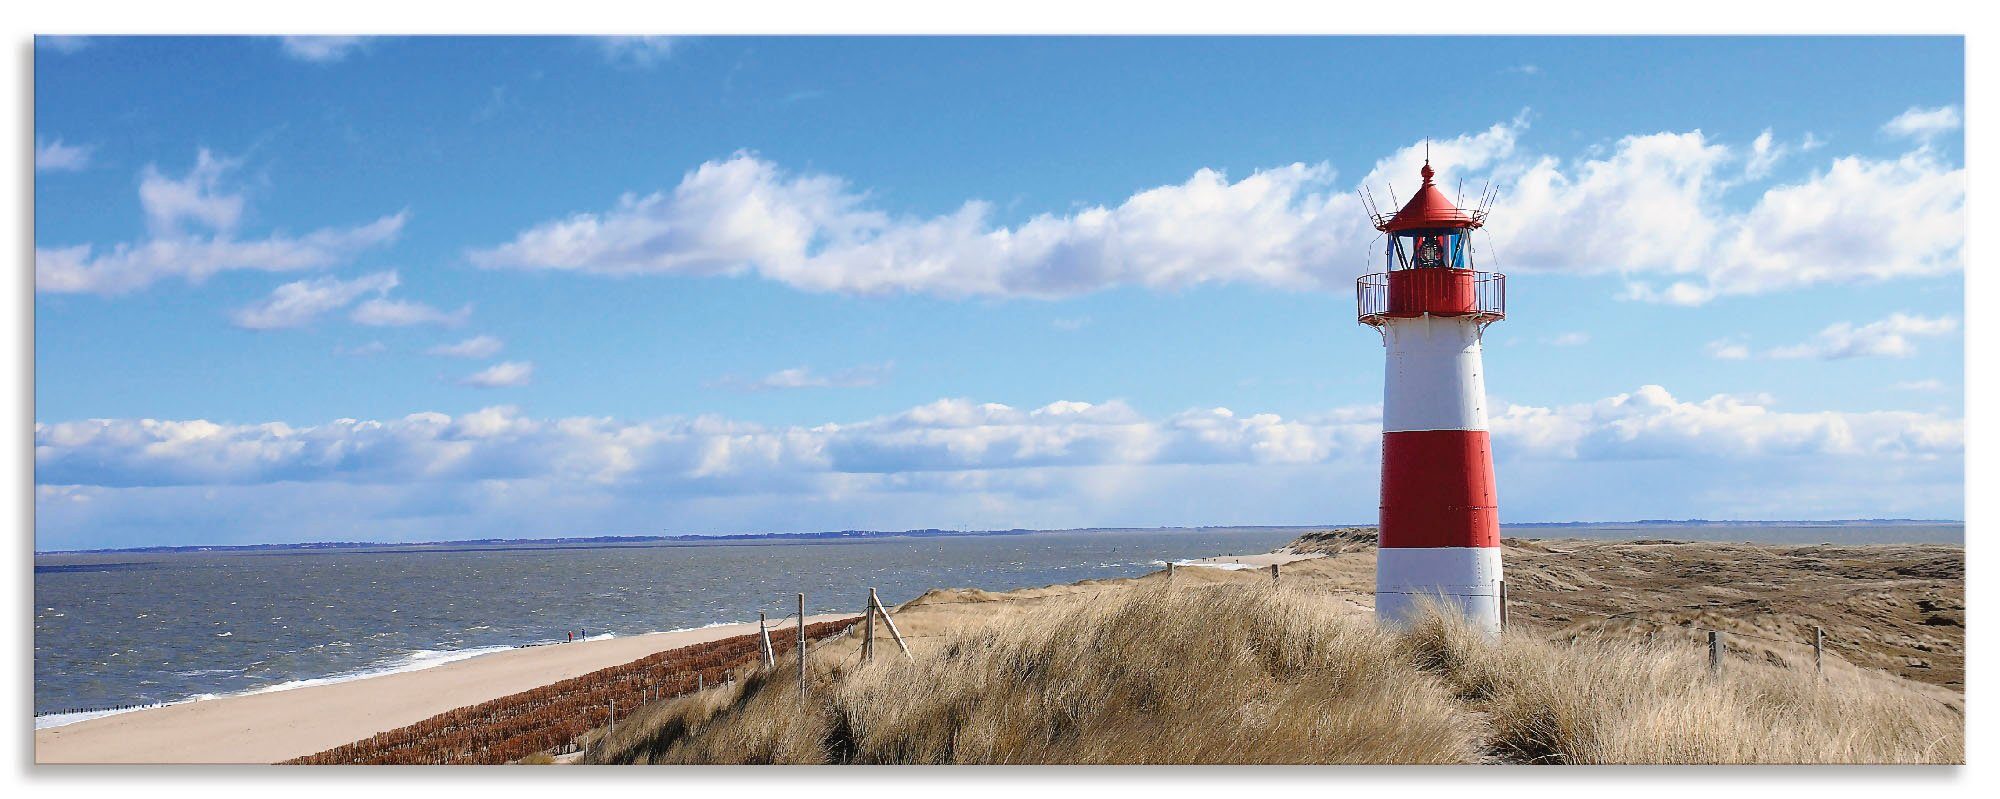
[34,614,852,765]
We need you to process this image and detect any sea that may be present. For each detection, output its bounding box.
[33,521,1961,728]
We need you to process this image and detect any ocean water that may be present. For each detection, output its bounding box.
[34,527,1304,722]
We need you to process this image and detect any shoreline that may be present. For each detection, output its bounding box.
[34,613,852,764]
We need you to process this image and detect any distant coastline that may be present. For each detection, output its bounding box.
[36,519,1963,556]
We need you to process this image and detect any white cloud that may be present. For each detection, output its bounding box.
[139,149,244,236]
[598,36,680,67]
[459,361,534,388]
[35,386,1958,489]
[709,363,893,392]
[33,386,1962,546]
[36,150,406,295]
[281,36,370,63]
[473,111,1960,304]
[229,271,400,330]
[471,151,1366,297]
[1882,105,1961,141]
[1767,313,1959,360]
[1893,379,1945,392]
[1705,339,1751,360]
[351,298,471,327]
[35,137,91,172]
[1743,129,1786,179]
[1547,332,1590,347]
[1487,385,1960,462]
[427,335,505,359]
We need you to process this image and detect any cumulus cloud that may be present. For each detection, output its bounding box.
[1487,385,1960,462]
[36,150,405,294]
[35,137,91,172]
[281,36,370,63]
[229,271,400,330]
[427,335,505,359]
[1882,105,1961,142]
[709,363,893,392]
[472,111,1960,304]
[471,152,1364,297]
[36,386,1959,490]
[598,36,679,67]
[351,298,471,327]
[33,387,1962,546]
[459,361,534,388]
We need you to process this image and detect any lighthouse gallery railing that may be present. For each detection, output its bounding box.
[1356,270,1505,327]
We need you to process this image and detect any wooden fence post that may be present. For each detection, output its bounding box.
[697,673,704,692]
[796,593,807,697]
[1499,580,1508,632]
[1269,563,1279,583]
[609,698,616,732]
[871,588,914,660]
[1814,627,1825,676]
[1708,631,1724,676]
[1166,562,1176,585]
[862,589,876,662]
[760,611,776,670]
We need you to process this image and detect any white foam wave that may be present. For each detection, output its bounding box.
[35,643,517,730]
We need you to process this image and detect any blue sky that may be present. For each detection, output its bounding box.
[33,36,1965,549]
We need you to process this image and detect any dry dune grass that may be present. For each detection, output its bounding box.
[586,586,1482,764]
[1399,604,1964,764]
[584,584,1964,765]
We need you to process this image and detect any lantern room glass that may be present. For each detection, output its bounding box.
[1386,229,1472,271]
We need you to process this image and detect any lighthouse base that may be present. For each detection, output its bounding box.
[1375,546,1503,637]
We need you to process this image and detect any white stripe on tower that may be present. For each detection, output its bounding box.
[1382,315,1489,433]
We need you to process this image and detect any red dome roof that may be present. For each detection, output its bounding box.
[1377,162,1482,233]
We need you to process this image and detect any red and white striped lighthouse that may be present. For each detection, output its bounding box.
[1357,159,1506,636]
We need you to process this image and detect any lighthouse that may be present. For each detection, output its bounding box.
[1357,159,1506,636]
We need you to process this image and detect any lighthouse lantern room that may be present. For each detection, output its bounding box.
[1357,158,1506,636]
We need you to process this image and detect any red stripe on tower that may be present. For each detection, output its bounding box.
[1380,430,1499,549]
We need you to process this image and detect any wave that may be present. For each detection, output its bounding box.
[35,619,776,730]
[36,642,517,730]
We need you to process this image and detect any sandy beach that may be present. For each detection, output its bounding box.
[35,614,852,765]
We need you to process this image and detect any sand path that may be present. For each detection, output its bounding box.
[1183,549,1325,568]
